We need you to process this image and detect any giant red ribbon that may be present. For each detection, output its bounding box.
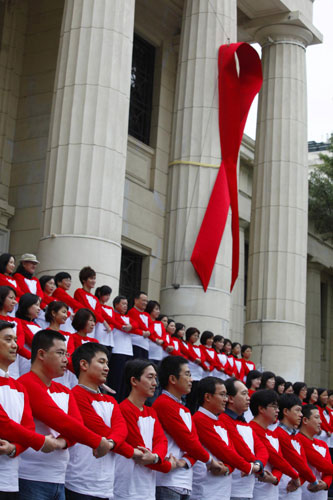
[191,43,263,292]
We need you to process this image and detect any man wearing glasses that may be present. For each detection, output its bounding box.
[18,330,112,500]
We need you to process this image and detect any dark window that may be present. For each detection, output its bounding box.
[128,34,155,145]
[119,248,143,309]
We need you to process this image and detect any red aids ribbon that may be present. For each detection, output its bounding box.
[191,43,263,292]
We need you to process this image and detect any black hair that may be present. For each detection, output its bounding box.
[317,388,328,408]
[197,376,225,406]
[213,335,224,352]
[241,344,252,355]
[124,359,156,396]
[304,387,318,404]
[134,291,147,300]
[16,293,40,321]
[45,301,69,323]
[284,381,293,393]
[0,320,15,333]
[293,382,307,397]
[222,338,232,353]
[158,314,168,322]
[113,295,127,308]
[200,331,214,346]
[0,285,16,309]
[167,318,175,325]
[260,371,276,389]
[158,355,189,389]
[185,327,200,342]
[225,377,239,397]
[39,275,55,291]
[278,393,302,421]
[274,376,286,393]
[79,266,96,285]
[71,342,109,378]
[245,369,262,389]
[328,389,333,398]
[145,300,160,315]
[95,286,112,299]
[174,323,185,338]
[301,403,318,420]
[72,308,96,331]
[31,329,66,363]
[0,253,15,275]
[250,389,278,416]
[54,272,72,286]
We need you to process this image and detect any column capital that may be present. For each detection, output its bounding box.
[255,24,313,49]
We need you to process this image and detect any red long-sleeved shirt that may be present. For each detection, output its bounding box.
[274,425,316,483]
[0,274,24,299]
[13,274,43,299]
[74,288,105,323]
[193,408,252,474]
[53,287,84,313]
[250,421,299,482]
[297,433,333,488]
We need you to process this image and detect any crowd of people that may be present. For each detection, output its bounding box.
[1,252,333,500]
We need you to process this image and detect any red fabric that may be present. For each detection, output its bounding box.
[191,43,263,291]
[0,274,24,299]
[297,433,333,487]
[0,315,30,359]
[14,273,43,299]
[53,287,83,313]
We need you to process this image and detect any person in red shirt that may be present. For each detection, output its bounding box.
[245,370,262,397]
[53,272,84,326]
[241,344,256,382]
[293,382,308,404]
[231,343,245,381]
[18,330,112,500]
[0,253,24,300]
[13,253,43,299]
[249,389,300,500]
[212,335,233,380]
[274,376,286,396]
[317,389,333,446]
[39,275,56,309]
[65,342,128,499]
[16,293,42,376]
[199,331,218,373]
[127,291,152,360]
[259,371,276,390]
[67,308,99,365]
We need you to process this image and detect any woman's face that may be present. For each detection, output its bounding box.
[100,294,111,305]
[5,256,15,275]
[284,385,294,394]
[205,336,214,347]
[22,261,38,275]
[83,315,96,334]
[277,383,285,395]
[27,300,41,320]
[151,305,160,320]
[252,377,261,390]
[243,347,252,360]
[310,389,318,404]
[188,331,199,344]
[52,306,68,326]
[44,279,56,295]
[320,391,328,406]
[224,342,232,354]
[3,290,17,313]
[299,386,307,400]
[214,339,224,352]
[266,377,275,390]
[232,344,241,356]
[160,316,168,329]
[167,321,176,335]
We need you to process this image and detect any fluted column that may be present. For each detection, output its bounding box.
[38,0,135,289]
[304,262,322,385]
[230,222,247,343]
[160,0,236,334]
[244,25,313,380]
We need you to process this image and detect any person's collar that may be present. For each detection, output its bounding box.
[198,406,218,420]
[78,383,101,394]
[162,389,182,404]
[134,305,144,312]
[279,421,297,435]
[0,367,9,378]
[224,407,244,421]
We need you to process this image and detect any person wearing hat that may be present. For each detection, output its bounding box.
[14,254,43,299]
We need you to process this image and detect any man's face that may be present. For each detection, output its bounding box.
[229,381,250,415]
[304,408,321,435]
[173,363,192,396]
[115,299,128,315]
[261,402,279,424]
[134,365,157,398]
[42,339,68,378]
[135,294,148,311]
[84,275,96,289]
[284,404,302,428]
[22,261,38,274]
[84,351,109,385]
[59,278,71,290]
[207,383,228,415]
[0,327,17,368]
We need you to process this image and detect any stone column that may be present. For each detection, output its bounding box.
[244,25,313,380]
[37,0,135,290]
[230,222,247,343]
[160,0,236,335]
[304,262,322,385]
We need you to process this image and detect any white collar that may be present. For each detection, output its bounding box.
[0,367,9,378]
[198,406,218,420]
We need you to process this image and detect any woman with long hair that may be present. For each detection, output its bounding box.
[212,335,233,380]
[316,388,332,445]
[292,382,307,403]
[304,387,319,405]
[184,327,209,414]
[0,253,24,301]
[16,292,42,374]
[39,275,56,309]
[274,376,286,395]
[146,300,168,365]
[245,370,262,397]
[259,371,276,390]
[231,342,244,381]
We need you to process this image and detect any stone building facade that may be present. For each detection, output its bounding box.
[0,0,332,385]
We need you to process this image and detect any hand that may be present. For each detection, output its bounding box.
[167,454,178,471]
[133,446,157,465]
[0,440,15,456]
[143,331,151,338]
[218,367,225,372]
[132,448,144,460]
[194,358,201,365]
[103,321,111,332]
[287,478,301,492]
[156,339,164,346]
[207,458,226,476]
[308,480,328,492]
[166,346,174,353]
[122,324,132,332]
[41,435,64,453]
[93,437,112,458]
[176,458,187,468]
[258,470,278,485]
